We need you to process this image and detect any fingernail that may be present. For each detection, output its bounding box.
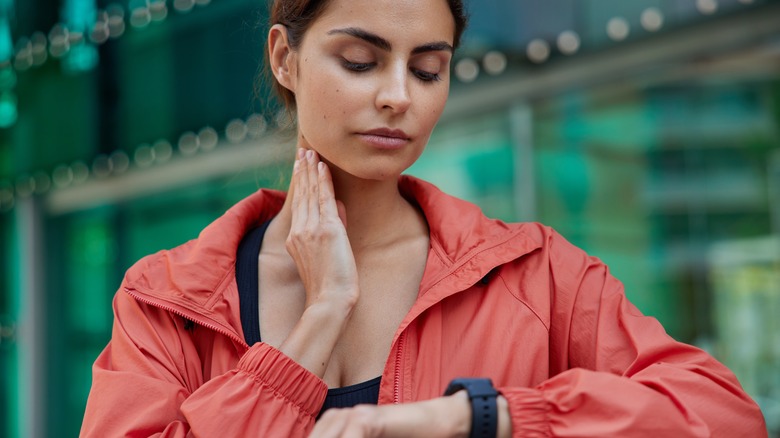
[297,148,305,159]
[306,150,314,161]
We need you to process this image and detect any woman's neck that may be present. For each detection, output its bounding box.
[327,165,413,250]
[267,162,422,255]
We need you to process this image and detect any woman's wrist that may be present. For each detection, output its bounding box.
[497,394,511,438]
[445,390,472,437]
[445,390,511,438]
[305,288,359,314]
[280,298,356,377]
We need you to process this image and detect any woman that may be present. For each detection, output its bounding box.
[81,0,767,436]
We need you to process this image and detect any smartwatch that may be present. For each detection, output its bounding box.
[444,377,498,438]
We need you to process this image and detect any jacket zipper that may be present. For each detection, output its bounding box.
[124,287,249,350]
[393,331,406,404]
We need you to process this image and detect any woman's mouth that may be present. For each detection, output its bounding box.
[357,128,411,149]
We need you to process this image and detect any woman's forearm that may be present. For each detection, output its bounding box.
[279,298,355,378]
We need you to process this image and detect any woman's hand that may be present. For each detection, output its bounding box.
[309,392,472,438]
[286,148,359,309]
[278,148,360,378]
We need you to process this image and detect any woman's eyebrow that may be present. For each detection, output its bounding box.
[327,27,453,54]
[328,27,391,51]
[412,42,453,54]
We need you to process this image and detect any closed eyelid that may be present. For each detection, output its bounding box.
[415,52,444,65]
[412,53,449,75]
[341,45,374,62]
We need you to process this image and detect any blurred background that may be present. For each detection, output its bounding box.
[1,0,779,436]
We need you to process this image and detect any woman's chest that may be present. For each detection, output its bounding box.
[257,245,427,387]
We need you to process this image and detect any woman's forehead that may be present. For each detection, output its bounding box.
[312,0,456,47]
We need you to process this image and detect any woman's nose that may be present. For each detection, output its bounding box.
[375,65,411,114]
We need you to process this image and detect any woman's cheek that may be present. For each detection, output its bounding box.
[417,88,447,125]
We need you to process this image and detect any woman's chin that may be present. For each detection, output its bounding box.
[328,162,407,184]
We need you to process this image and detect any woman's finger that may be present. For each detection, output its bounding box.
[305,149,321,225]
[309,408,350,438]
[290,148,308,232]
[310,397,466,438]
[317,161,343,226]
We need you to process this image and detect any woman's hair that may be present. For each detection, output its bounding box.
[266,0,468,111]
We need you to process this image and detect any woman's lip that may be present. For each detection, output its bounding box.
[357,133,410,149]
[357,128,411,149]
[361,128,410,140]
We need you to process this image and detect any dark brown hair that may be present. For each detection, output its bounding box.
[266,0,468,111]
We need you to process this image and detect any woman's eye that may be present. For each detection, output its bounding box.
[413,69,441,82]
[342,59,375,72]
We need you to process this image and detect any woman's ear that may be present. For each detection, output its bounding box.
[268,24,297,93]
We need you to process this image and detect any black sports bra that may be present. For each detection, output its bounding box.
[235,221,381,416]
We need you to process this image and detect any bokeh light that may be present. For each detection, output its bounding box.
[455,57,479,82]
[526,38,550,63]
[557,30,581,55]
[641,8,664,32]
[606,17,630,41]
[482,51,507,75]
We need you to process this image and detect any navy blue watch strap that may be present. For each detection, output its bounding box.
[444,378,498,438]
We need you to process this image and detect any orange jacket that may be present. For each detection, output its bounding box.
[81,176,767,437]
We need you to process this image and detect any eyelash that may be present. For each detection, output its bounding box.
[413,69,441,82]
[341,60,441,83]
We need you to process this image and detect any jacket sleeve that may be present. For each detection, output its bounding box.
[497,230,767,438]
[80,290,328,437]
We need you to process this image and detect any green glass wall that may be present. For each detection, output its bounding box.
[534,82,779,339]
[1,213,18,438]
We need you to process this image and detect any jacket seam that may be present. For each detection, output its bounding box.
[496,272,550,332]
[204,261,237,310]
[428,236,451,268]
[422,228,536,295]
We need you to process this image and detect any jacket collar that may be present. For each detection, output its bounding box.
[122,176,542,340]
[397,177,543,332]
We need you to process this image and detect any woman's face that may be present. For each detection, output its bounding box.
[277,0,455,181]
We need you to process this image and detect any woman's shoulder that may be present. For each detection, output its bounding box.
[498,221,606,280]
[120,188,286,305]
[120,236,228,306]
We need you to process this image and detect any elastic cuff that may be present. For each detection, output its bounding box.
[238,342,328,418]
[498,387,551,437]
